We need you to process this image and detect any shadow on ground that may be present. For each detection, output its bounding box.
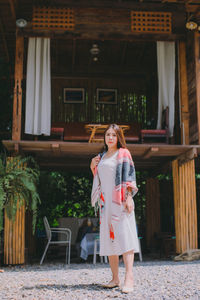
[22,283,119,292]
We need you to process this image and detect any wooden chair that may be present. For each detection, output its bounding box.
[141,106,169,143]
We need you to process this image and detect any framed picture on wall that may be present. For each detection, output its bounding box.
[63,88,85,104]
[96,88,117,104]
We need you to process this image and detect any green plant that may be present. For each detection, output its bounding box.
[0,155,40,233]
[37,171,94,230]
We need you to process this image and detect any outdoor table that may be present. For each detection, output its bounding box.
[80,232,99,260]
[84,124,130,143]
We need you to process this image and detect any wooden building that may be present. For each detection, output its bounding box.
[0,0,200,264]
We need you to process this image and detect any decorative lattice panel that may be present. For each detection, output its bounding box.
[32,7,75,31]
[131,11,172,34]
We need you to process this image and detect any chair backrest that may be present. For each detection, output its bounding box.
[43,216,52,240]
[161,106,169,130]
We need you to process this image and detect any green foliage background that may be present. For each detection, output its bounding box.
[37,170,147,237]
[37,171,94,229]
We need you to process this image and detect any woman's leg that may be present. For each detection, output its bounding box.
[122,250,134,287]
[108,255,120,284]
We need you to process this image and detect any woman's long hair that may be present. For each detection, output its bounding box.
[103,124,127,151]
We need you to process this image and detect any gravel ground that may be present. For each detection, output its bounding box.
[0,260,200,300]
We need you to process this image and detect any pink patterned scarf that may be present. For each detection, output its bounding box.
[91,147,138,241]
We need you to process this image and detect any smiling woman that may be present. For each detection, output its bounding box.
[90,124,139,293]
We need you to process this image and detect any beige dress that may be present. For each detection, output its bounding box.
[97,151,139,256]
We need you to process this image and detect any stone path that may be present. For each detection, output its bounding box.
[0,260,200,299]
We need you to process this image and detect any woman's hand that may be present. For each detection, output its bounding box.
[124,193,134,214]
[90,155,100,174]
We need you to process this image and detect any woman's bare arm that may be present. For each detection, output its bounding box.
[90,155,100,175]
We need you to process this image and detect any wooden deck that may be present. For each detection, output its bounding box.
[3,140,200,171]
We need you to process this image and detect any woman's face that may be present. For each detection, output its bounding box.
[105,127,118,150]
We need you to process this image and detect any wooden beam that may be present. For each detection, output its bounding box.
[21,29,185,42]
[32,0,186,11]
[12,31,24,141]
[14,143,19,153]
[8,0,16,23]
[143,147,159,159]
[178,41,190,145]
[194,31,200,144]
[177,147,197,165]
[51,143,61,155]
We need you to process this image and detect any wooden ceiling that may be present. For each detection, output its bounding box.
[0,0,199,74]
[50,39,157,78]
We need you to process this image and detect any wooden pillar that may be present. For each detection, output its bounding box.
[4,203,25,265]
[178,41,190,145]
[4,157,25,265]
[172,159,198,254]
[25,210,36,262]
[146,177,160,248]
[12,31,24,141]
[194,31,200,144]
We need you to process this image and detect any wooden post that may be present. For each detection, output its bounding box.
[194,31,200,144]
[172,159,198,254]
[178,41,190,145]
[4,201,25,265]
[4,157,25,265]
[12,31,24,141]
[146,177,160,248]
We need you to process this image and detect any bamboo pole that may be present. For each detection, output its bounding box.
[190,159,198,249]
[17,203,20,264]
[4,212,8,264]
[4,158,26,265]
[13,200,16,264]
[172,160,179,253]
[21,204,25,263]
[172,158,198,254]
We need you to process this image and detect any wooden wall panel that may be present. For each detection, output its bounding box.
[186,32,199,144]
[172,159,198,253]
[146,177,160,248]
[51,77,148,126]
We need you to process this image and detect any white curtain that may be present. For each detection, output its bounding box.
[157,41,175,137]
[25,38,51,135]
